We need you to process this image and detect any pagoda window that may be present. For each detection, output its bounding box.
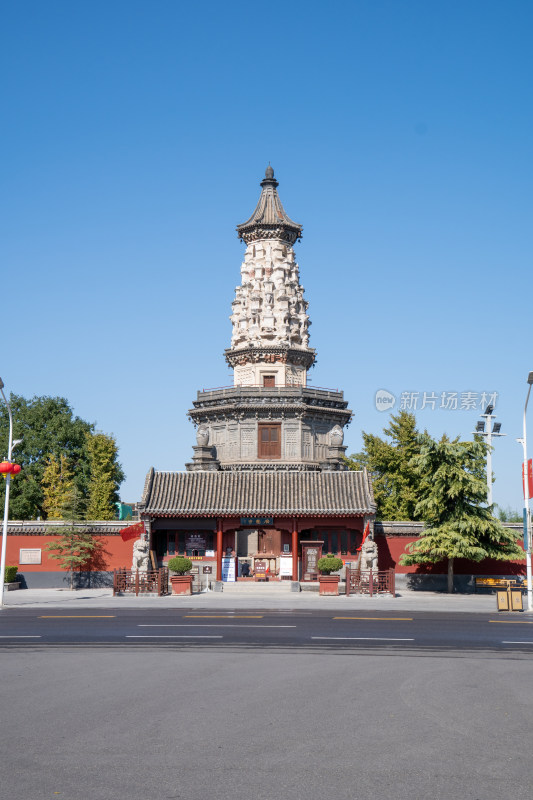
[258,423,281,458]
[263,375,275,387]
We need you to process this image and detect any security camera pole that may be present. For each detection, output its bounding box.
[472,404,506,506]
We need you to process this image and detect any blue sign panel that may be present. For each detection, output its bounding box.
[240,517,274,526]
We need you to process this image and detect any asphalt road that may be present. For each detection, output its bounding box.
[3,609,533,800]
[2,607,533,652]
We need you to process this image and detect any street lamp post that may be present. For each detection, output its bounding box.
[0,378,13,609]
[472,404,505,506]
[520,372,533,613]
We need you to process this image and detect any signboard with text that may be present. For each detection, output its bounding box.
[240,517,273,526]
[221,557,236,582]
[279,556,293,577]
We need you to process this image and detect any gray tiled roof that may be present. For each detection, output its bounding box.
[237,167,302,241]
[141,469,376,518]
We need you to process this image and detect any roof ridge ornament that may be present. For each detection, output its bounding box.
[237,167,303,245]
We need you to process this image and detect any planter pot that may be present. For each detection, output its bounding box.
[4,582,20,592]
[319,575,340,596]
[170,575,193,596]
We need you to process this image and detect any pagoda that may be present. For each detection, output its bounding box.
[139,168,375,583]
[186,166,351,472]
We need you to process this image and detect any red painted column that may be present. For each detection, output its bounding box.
[216,520,223,582]
[292,521,298,581]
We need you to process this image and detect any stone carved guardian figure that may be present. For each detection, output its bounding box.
[132,538,150,573]
[360,537,379,574]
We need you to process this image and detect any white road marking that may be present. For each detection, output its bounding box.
[0,635,42,638]
[126,635,223,639]
[502,641,533,644]
[311,637,414,641]
[137,624,296,628]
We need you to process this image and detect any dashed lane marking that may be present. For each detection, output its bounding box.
[333,617,413,621]
[137,624,296,628]
[126,635,223,639]
[502,641,533,644]
[39,616,116,619]
[0,635,42,638]
[184,615,263,619]
[311,636,414,641]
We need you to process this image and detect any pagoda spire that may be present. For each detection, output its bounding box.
[236,166,303,245]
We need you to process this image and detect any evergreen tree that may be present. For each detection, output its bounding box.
[86,432,123,520]
[345,411,428,520]
[400,437,523,592]
[45,487,97,590]
[42,454,74,520]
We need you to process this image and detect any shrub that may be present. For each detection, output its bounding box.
[317,553,344,575]
[167,556,193,575]
[4,565,19,583]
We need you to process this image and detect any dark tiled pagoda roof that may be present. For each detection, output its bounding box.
[236,166,303,244]
[140,469,375,518]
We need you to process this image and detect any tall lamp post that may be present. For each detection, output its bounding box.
[519,372,533,613]
[472,404,505,506]
[0,378,13,609]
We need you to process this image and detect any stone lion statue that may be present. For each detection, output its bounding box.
[132,538,149,572]
[359,538,379,573]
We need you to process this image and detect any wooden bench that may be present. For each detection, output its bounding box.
[475,577,522,592]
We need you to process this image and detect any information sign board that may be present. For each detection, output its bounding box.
[279,556,293,577]
[221,557,236,582]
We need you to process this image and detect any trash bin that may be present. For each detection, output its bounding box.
[511,588,523,611]
[496,585,523,612]
[497,589,510,611]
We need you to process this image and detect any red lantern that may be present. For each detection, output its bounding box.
[11,464,21,474]
[0,461,11,474]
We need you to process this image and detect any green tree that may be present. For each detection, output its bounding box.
[345,411,428,520]
[45,487,98,590]
[86,432,123,520]
[496,505,523,524]
[42,454,74,519]
[0,395,124,519]
[400,437,523,592]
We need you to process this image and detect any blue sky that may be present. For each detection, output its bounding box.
[2,0,532,511]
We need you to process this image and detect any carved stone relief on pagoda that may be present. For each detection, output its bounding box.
[229,239,311,352]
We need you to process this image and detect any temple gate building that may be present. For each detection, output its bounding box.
[139,168,376,582]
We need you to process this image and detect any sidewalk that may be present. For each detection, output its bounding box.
[0,586,514,614]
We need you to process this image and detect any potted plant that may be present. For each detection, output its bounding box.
[4,565,20,591]
[317,553,344,595]
[167,556,194,595]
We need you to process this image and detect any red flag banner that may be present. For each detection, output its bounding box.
[357,522,370,551]
[522,460,533,499]
[120,521,145,542]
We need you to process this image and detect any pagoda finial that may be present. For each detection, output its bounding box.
[237,168,302,245]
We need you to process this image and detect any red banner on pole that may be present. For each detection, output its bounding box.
[522,460,533,499]
[120,521,145,541]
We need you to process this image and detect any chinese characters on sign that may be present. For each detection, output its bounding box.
[399,391,498,412]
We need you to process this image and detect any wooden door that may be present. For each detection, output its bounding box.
[258,424,281,458]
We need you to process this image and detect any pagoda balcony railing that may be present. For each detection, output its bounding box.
[197,385,345,400]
